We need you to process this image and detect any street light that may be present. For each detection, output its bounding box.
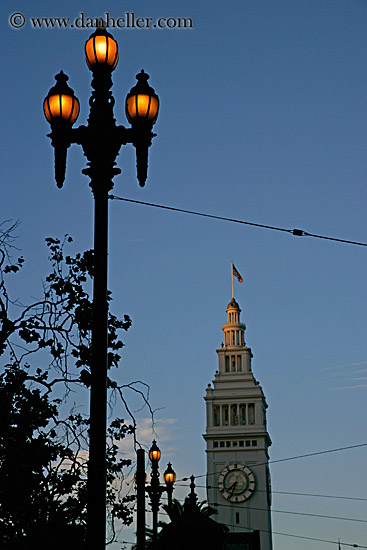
[163,462,176,507]
[85,28,119,70]
[43,24,159,550]
[145,441,176,549]
[149,439,162,463]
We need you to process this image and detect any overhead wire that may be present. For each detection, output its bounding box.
[119,533,367,549]
[156,498,366,525]
[176,442,367,482]
[109,195,367,247]
[155,496,366,524]
[174,483,367,501]
[211,501,367,524]
[135,509,367,549]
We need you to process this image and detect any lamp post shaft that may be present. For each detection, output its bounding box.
[86,186,109,549]
[149,461,161,550]
[152,504,158,550]
[136,449,146,550]
[167,488,173,508]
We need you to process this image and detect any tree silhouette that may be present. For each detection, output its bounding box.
[157,497,227,550]
[132,498,224,550]
[0,222,150,548]
[163,497,218,522]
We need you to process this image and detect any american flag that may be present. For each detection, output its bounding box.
[232,264,243,283]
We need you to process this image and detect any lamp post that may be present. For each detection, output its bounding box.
[145,441,176,549]
[43,25,159,550]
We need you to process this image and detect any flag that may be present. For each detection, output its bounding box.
[232,263,243,283]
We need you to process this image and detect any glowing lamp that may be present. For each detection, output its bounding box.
[149,440,161,463]
[43,71,79,125]
[126,70,159,125]
[85,28,118,71]
[163,463,176,486]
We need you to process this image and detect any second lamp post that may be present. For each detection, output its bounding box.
[146,441,176,549]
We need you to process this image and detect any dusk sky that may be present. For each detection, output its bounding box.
[1,1,366,549]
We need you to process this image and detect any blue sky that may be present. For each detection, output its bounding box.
[1,1,366,548]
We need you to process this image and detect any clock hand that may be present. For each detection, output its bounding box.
[229,481,237,497]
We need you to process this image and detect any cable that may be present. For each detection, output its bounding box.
[270,443,367,465]
[143,510,367,549]
[211,501,367,524]
[174,483,367,501]
[267,490,367,502]
[160,495,366,524]
[181,442,367,481]
[109,195,367,247]
[226,525,367,549]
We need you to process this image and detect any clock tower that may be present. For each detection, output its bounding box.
[203,298,272,550]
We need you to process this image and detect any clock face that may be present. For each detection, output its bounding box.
[218,463,256,502]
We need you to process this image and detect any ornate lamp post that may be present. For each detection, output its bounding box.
[43,25,159,550]
[145,441,176,549]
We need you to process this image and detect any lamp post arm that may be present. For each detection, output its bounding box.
[115,125,134,145]
[71,125,133,147]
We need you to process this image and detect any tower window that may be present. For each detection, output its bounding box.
[225,356,229,372]
[213,441,218,448]
[239,440,244,447]
[248,403,255,425]
[246,440,251,447]
[252,440,257,447]
[222,405,229,426]
[239,404,246,425]
[226,441,231,447]
[235,512,240,524]
[213,405,220,426]
[231,356,236,372]
[219,441,225,448]
[237,355,242,371]
[231,404,238,425]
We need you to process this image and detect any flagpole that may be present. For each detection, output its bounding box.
[231,261,234,299]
